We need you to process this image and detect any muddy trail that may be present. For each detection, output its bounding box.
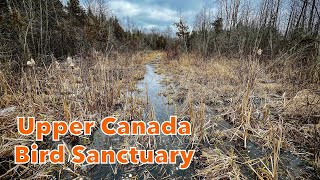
[86,55,317,179]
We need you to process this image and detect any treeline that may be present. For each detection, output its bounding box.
[188,0,319,57]
[1,0,319,82]
[0,0,167,64]
[171,0,320,83]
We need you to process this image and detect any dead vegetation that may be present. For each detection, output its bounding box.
[155,52,320,179]
[0,51,149,179]
[0,49,319,179]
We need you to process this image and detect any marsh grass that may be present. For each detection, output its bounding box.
[157,53,320,179]
[0,51,149,179]
[0,50,319,179]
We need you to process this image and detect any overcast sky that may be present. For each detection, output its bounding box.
[107,0,207,31]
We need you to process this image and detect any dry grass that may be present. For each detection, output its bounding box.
[284,89,320,116]
[0,51,150,179]
[156,53,319,179]
[195,148,243,179]
[0,50,319,179]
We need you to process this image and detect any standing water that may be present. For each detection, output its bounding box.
[88,59,194,179]
[137,63,174,121]
[87,59,314,179]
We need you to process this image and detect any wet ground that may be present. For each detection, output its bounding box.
[88,61,194,179]
[87,57,318,179]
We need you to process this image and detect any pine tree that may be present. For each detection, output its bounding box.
[174,19,190,52]
[112,17,125,41]
[67,0,85,25]
[174,19,190,40]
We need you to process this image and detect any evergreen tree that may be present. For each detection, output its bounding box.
[67,0,85,26]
